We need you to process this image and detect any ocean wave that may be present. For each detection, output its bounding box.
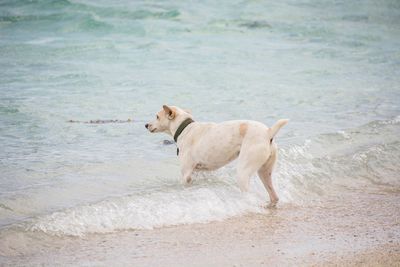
[26,184,265,236]
[276,116,400,199]
[0,0,180,22]
[0,0,180,36]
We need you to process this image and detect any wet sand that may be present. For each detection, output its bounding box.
[1,188,399,266]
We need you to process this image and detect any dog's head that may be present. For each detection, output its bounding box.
[145,105,192,135]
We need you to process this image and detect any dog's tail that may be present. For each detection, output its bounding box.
[268,119,289,142]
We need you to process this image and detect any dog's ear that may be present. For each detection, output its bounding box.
[163,105,175,120]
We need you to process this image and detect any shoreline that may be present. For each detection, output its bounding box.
[1,188,399,266]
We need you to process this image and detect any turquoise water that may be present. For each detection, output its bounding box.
[0,0,400,235]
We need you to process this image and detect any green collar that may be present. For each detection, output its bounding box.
[173,118,194,143]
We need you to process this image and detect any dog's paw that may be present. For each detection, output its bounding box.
[266,200,278,209]
[182,176,193,186]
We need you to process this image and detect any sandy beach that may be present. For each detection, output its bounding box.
[1,186,399,266]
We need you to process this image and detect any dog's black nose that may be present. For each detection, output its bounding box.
[145,123,149,129]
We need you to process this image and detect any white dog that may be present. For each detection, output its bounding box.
[146,105,288,206]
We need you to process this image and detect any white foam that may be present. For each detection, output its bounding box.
[27,184,266,236]
[274,141,328,203]
[337,130,351,139]
[379,115,400,125]
[26,37,60,45]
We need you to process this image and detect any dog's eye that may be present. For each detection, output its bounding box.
[156,115,159,120]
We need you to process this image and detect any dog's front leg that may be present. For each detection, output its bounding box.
[181,165,194,185]
[179,157,195,185]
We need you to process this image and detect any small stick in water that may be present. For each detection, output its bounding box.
[67,118,133,124]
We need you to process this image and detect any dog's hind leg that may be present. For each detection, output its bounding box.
[257,144,279,207]
[236,144,269,193]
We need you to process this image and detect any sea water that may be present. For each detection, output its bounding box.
[0,0,399,237]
